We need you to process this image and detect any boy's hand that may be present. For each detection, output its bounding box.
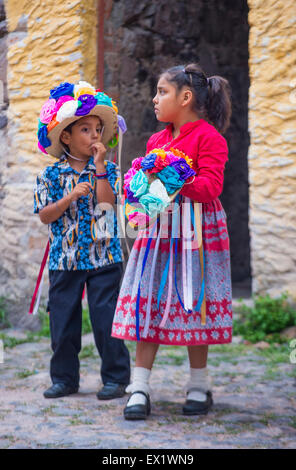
[70,182,92,202]
[92,142,107,172]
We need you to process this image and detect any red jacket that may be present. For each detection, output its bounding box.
[146,119,228,204]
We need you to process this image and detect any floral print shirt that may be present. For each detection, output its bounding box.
[34,156,123,270]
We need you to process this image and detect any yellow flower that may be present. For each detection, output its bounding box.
[73,81,96,100]
[170,147,193,167]
[112,100,118,113]
[151,148,166,159]
[74,87,96,100]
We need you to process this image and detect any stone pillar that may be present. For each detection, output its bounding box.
[248,0,296,299]
[1,0,96,326]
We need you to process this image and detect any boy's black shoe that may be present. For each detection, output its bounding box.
[123,391,151,420]
[96,382,127,400]
[43,383,79,399]
[182,391,213,415]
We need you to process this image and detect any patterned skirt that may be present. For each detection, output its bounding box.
[112,197,232,346]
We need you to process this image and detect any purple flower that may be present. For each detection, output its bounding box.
[141,153,157,171]
[75,94,97,116]
[169,158,195,181]
[126,186,139,203]
[50,82,74,100]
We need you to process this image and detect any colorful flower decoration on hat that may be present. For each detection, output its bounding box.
[56,95,75,111]
[37,80,123,155]
[75,94,97,116]
[112,100,118,113]
[74,81,96,100]
[56,100,79,122]
[50,82,74,100]
[39,99,57,124]
[38,125,51,148]
[124,147,196,228]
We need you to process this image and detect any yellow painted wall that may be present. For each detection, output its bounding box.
[5,0,97,164]
[248,0,296,298]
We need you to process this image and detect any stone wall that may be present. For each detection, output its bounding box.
[1,0,97,326]
[103,0,250,283]
[248,0,296,298]
[0,0,8,175]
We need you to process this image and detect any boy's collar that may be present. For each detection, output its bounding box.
[58,155,97,173]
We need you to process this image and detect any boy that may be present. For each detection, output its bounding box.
[34,81,130,399]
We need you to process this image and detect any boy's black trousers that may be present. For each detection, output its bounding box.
[48,262,130,389]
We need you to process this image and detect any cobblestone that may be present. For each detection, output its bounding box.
[0,330,295,449]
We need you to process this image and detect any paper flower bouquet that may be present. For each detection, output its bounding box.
[123,148,195,228]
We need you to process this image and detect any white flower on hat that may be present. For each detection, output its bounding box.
[56,100,79,122]
[74,81,96,100]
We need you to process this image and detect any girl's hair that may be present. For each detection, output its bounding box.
[162,63,232,134]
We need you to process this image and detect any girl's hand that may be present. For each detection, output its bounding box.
[70,182,92,202]
[92,142,107,171]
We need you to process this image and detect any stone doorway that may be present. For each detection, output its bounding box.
[103,0,251,297]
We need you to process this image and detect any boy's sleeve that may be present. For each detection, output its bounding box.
[33,170,54,214]
[106,162,121,196]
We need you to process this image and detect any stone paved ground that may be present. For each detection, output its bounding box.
[0,324,295,449]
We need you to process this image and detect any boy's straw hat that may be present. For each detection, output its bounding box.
[37,81,120,158]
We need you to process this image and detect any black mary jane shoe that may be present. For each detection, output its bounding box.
[96,382,127,400]
[124,391,151,420]
[182,391,213,416]
[43,383,79,399]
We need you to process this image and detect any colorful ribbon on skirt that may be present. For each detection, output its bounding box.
[136,197,207,340]
[135,220,158,340]
[143,224,162,338]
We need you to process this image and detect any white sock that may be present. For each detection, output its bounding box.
[186,367,211,402]
[125,367,151,407]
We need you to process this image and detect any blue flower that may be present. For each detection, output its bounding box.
[141,153,157,171]
[95,92,113,107]
[129,170,149,198]
[157,166,184,194]
[50,82,74,100]
[38,125,51,148]
[139,193,168,218]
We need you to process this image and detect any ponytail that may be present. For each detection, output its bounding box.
[162,63,232,134]
[207,75,231,134]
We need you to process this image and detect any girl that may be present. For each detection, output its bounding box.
[112,63,232,419]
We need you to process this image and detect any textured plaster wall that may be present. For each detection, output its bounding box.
[1,0,96,325]
[248,0,296,298]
